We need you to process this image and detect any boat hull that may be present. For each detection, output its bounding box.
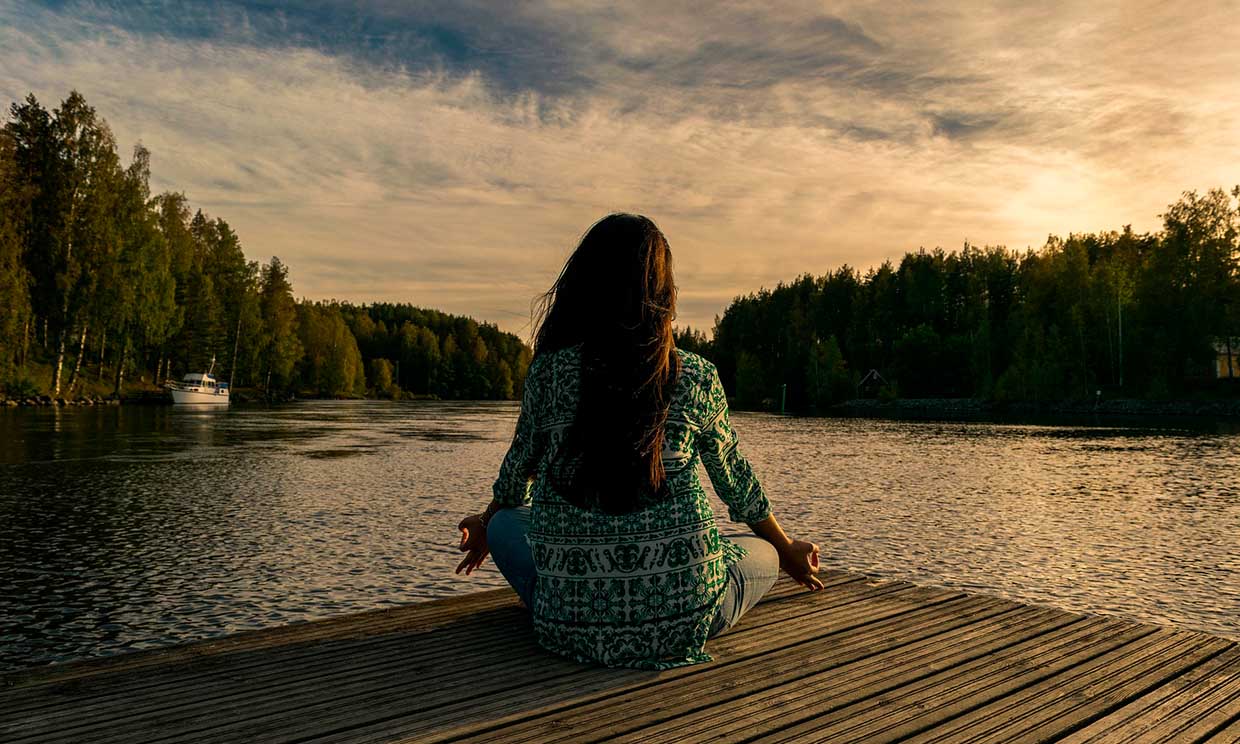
[170,388,230,405]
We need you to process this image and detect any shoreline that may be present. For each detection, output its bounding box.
[0,390,449,408]
[7,393,1240,420]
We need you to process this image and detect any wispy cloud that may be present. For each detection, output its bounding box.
[3,0,1238,337]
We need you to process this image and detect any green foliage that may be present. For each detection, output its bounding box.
[0,126,31,379]
[258,256,302,390]
[805,335,851,409]
[6,91,125,394]
[673,326,712,357]
[892,324,941,397]
[707,193,1240,409]
[297,301,365,397]
[368,358,397,398]
[341,303,529,400]
[100,145,178,393]
[734,350,767,409]
[0,90,532,401]
[3,377,38,399]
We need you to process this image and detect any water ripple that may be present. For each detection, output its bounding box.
[0,403,1237,672]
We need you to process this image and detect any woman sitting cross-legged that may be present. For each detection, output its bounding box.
[455,213,823,670]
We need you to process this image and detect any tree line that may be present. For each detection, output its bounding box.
[4,91,1235,410]
[0,91,530,401]
[684,188,1240,412]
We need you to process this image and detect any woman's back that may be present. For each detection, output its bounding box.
[491,343,772,669]
[460,212,821,669]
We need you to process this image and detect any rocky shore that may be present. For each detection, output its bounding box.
[1,389,291,407]
[2,394,123,408]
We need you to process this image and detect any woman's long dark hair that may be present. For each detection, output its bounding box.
[532,213,681,515]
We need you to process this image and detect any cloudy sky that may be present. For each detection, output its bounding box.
[3,1,1238,337]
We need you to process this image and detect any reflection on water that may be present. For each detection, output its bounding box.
[1,402,1238,672]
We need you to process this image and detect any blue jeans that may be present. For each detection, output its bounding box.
[487,506,780,638]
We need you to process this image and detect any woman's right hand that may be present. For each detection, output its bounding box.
[455,514,490,575]
[778,539,825,591]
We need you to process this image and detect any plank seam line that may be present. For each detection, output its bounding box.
[727,615,1114,744]
[0,611,535,715]
[81,594,964,744]
[965,634,1224,742]
[0,597,518,699]
[1188,660,1240,744]
[425,600,1007,744]
[0,591,518,688]
[425,598,1006,744]
[1044,641,1238,744]
[531,606,1032,744]
[2,586,923,738]
[875,627,1166,744]
[559,605,1043,744]
[340,596,975,744]
[643,612,1083,744]
[0,577,856,697]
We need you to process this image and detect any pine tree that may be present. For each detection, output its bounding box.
[258,256,301,392]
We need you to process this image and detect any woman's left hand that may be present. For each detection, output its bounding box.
[455,514,490,575]
[777,539,825,591]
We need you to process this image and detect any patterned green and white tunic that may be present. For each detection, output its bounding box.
[492,344,771,669]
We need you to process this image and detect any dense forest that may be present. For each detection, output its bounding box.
[687,188,1240,412]
[0,91,530,401]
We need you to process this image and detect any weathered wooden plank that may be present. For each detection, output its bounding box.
[2,572,854,719]
[965,635,1234,743]
[169,580,942,744]
[300,602,977,744]
[0,591,523,720]
[0,576,818,732]
[0,575,861,740]
[897,629,1217,743]
[1058,645,1240,743]
[300,586,966,744]
[7,633,568,744]
[152,582,948,744]
[2,614,544,742]
[1151,652,1240,744]
[1203,714,1240,744]
[5,569,1237,744]
[1,596,526,696]
[2,588,516,690]
[1,604,534,729]
[462,597,1004,744]
[750,617,1158,743]
[2,576,883,744]
[612,606,1078,744]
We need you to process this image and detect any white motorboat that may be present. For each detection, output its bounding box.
[167,357,230,405]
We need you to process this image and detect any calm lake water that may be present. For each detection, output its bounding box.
[1,402,1238,672]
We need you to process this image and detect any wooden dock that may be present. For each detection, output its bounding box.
[3,570,1239,743]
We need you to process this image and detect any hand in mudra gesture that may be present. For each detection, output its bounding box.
[455,514,490,575]
[779,539,825,591]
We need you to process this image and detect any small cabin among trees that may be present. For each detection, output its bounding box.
[856,369,887,399]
